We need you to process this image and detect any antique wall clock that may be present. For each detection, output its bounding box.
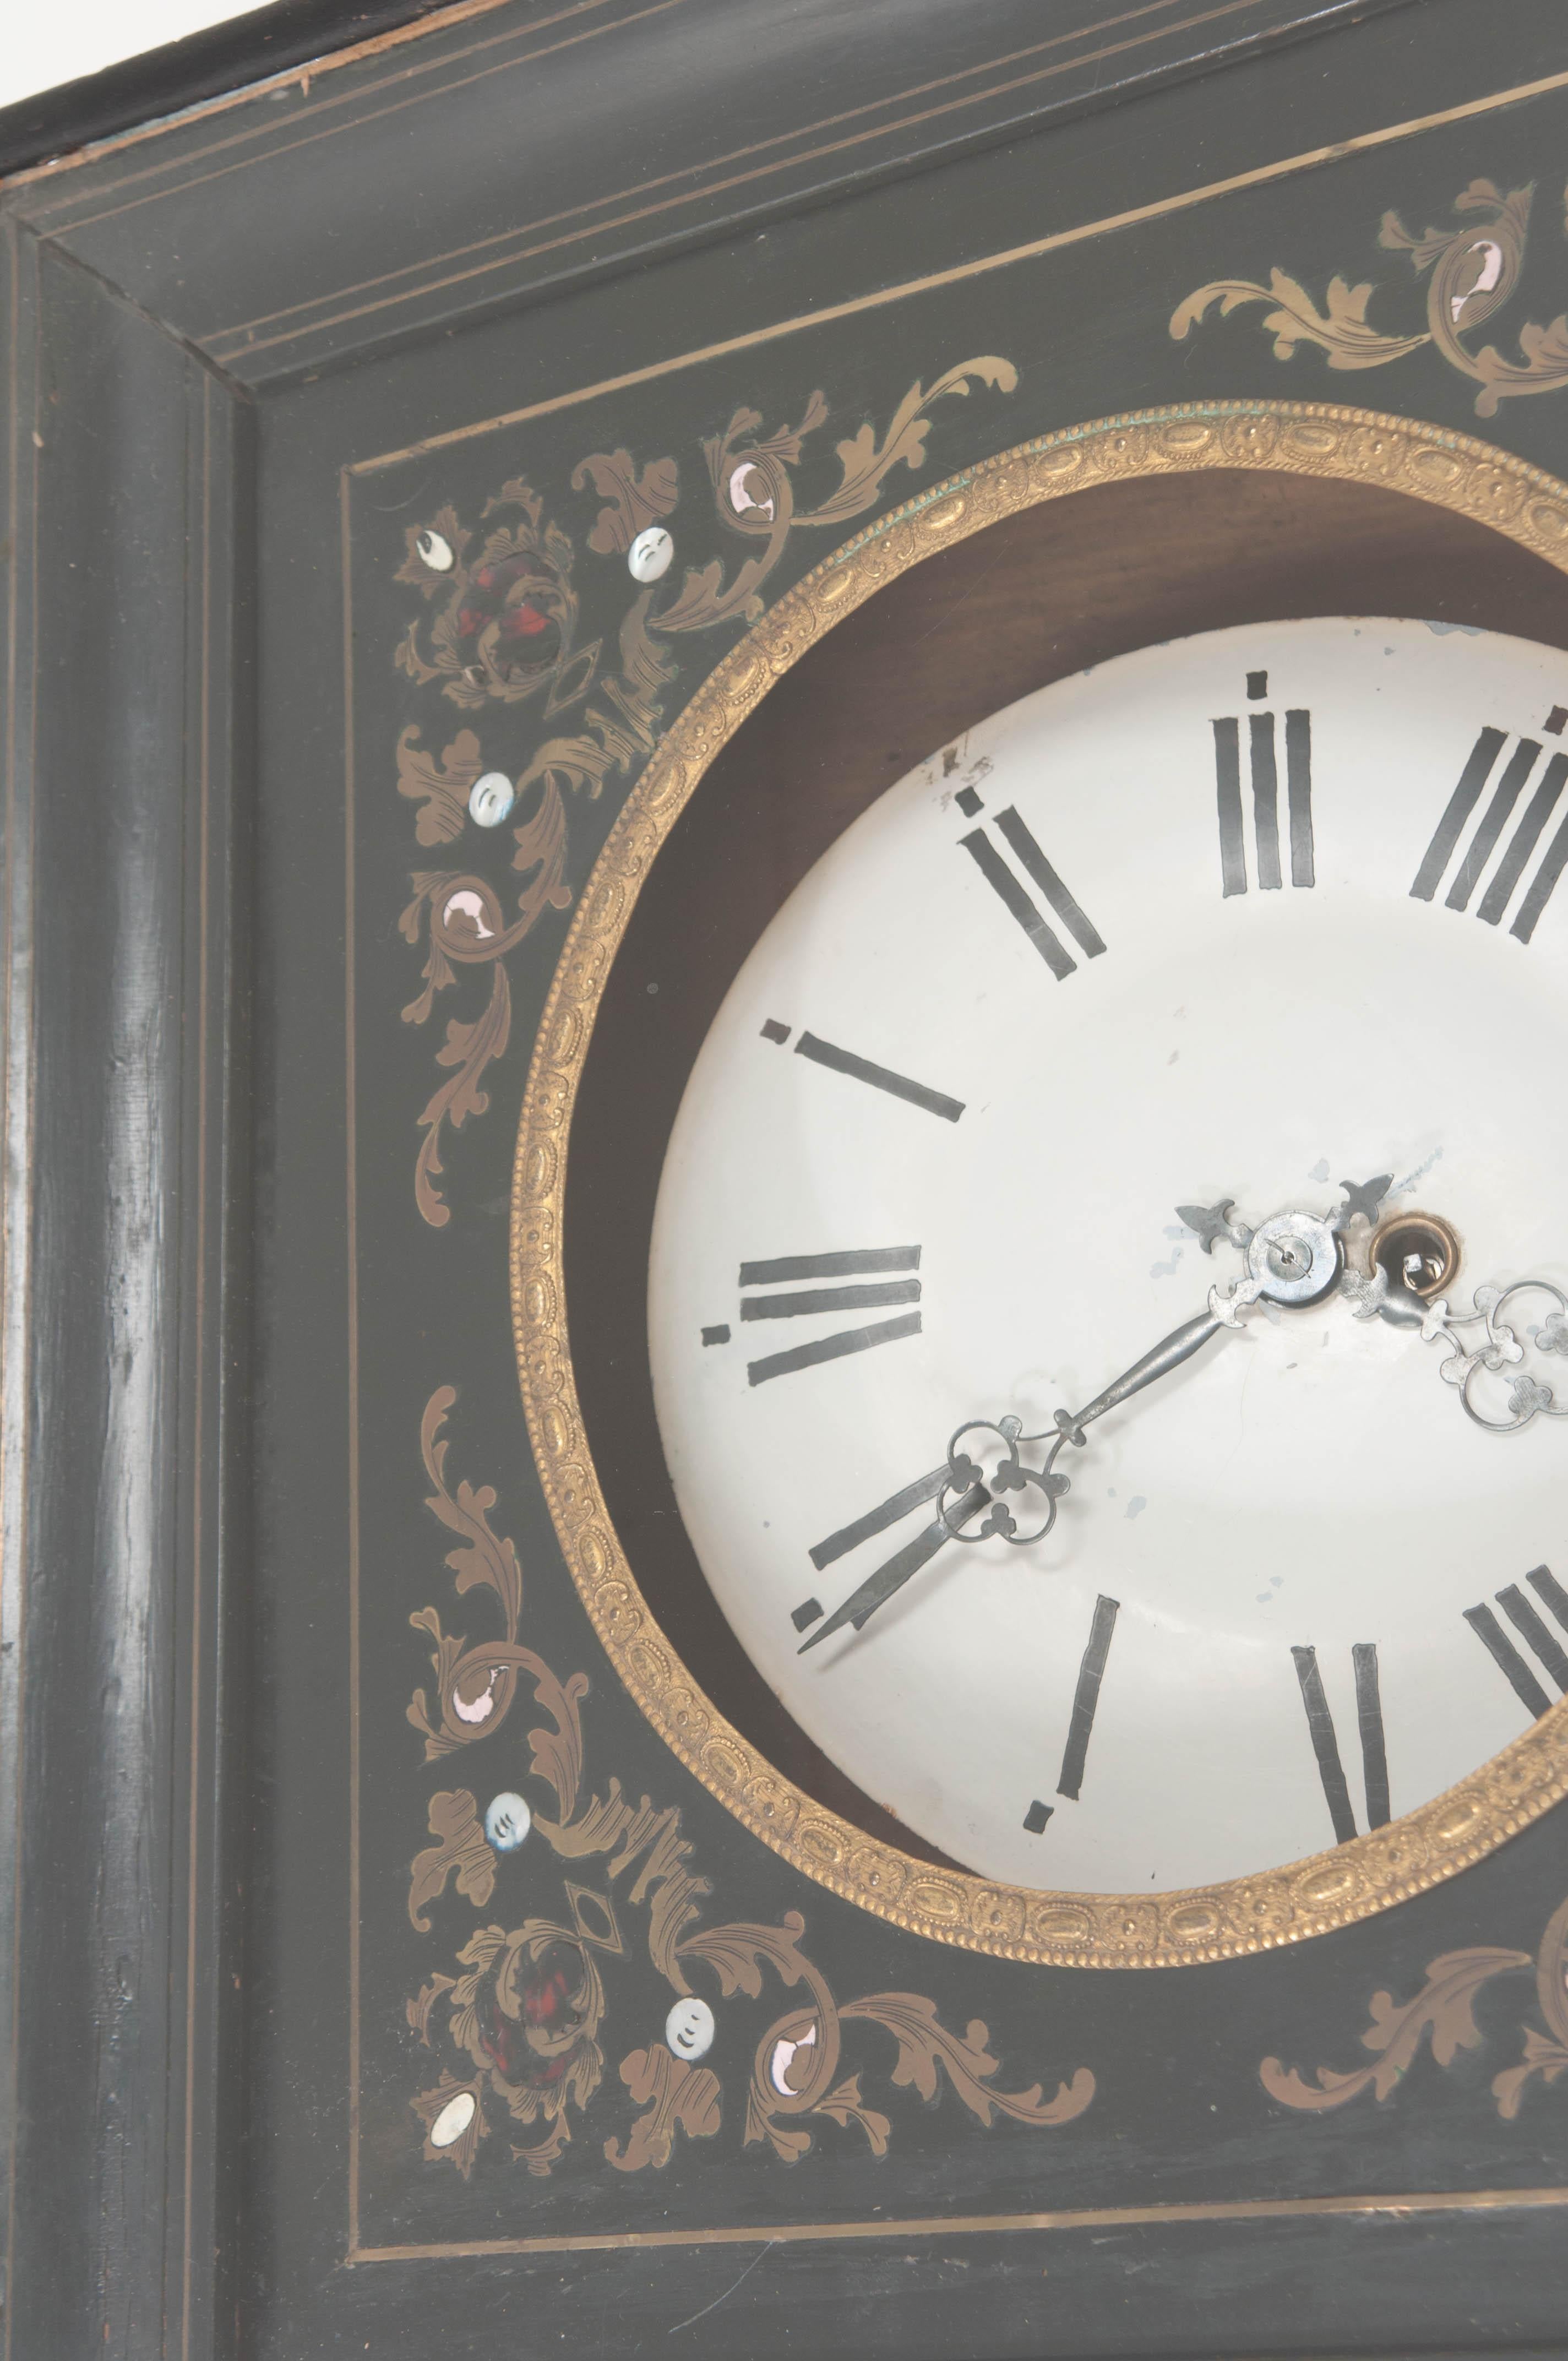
[13,3,1568,2358]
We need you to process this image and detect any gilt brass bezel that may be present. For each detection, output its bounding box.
[512,398,1568,1967]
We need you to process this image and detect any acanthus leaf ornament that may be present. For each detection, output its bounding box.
[405,1386,588,1792]
[570,448,680,557]
[404,1389,1092,2180]
[392,356,1019,1225]
[1172,178,1568,416]
[396,477,600,713]
[603,2046,723,2172]
[395,723,484,847]
[408,1791,499,1932]
[1261,1892,1568,2123]
[398,766,572,1228]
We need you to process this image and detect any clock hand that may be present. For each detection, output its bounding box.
[797,1479,989,1652]
[1048,1205,1341,1452]
[1319,1189,1568,1434]
[801,1209,1342,1650]
[1048,1285,1264,1449]
[799,1278,1271,1652]
[1406,1278,1568,1434]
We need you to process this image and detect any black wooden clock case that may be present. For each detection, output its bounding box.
[9,3,1568,2355]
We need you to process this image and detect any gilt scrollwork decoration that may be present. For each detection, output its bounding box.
[1173,179,1568,417]
[1261,1891,1568,2121]
[388,356,1019,1223]
[399,815,572,1227]
[403,1387,1091,2180]
[405,1385,587,1772]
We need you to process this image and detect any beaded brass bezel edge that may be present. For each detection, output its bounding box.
[511,397,1568,1967]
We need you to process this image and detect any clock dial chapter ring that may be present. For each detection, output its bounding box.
[514,399,1568,1967]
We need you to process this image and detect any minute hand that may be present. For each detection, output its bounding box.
[799,1299,1246,1655]
[797,1215,1335,1655]
[1052,1295,1253,1446]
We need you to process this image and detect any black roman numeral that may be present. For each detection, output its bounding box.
[804,1461,949,1579]
[1212,673,1314,896]
[758,1019,964,1123]
[1055,1594,1120,1803]
[957,797,1105,980]
[1411,721,1568,939]
[731,1245,923,1386]
[1464,1565,1568,1717]
[1292,1642,1389,1844]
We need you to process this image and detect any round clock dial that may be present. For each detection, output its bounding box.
[647,616,1568,1894]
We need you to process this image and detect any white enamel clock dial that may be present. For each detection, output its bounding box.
[647,617,1568,1894]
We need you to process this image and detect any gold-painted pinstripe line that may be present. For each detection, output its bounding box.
[347,60,1568,477]
[178,365,213,2361]
[342,459,364,2262]
[348,2182,1568,2261]
[0,223,40,2361]
[7,0,625,204]
[41,0,689,236]
[205,0,1265,355]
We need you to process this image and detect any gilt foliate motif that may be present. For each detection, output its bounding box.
[385,358,1019,1225]
[1173,179,1568,417]
[1261,1894,1568,2120]
[402,1388,1091,2181]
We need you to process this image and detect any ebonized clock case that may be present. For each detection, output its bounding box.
[13,3,1568,2355]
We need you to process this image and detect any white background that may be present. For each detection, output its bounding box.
[3,3,268,112]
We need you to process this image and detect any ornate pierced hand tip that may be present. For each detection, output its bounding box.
[1420,1276,1568,1432]
[1340,1265,1389,1321]
[1332,1173,1393,1233]
[935,1421,1069,1552]
[1176,1198,1251,1254]
[1208,1275,1266,1329]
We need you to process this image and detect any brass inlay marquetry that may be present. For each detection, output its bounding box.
[1174,178,1568,416]
[511,399,1568,1967]
[404,1390,1092,2178]
[395,358,1016,1225]
[1262,1890,1568,2119]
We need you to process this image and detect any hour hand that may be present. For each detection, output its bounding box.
[798,1479,988,1652]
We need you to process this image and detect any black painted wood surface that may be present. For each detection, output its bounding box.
[0,0,452,178]
[7,3,1568,2356]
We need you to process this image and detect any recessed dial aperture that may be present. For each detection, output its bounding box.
[648,618,1568,1892]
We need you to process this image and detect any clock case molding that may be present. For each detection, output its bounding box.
[15,3,1568,2357]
